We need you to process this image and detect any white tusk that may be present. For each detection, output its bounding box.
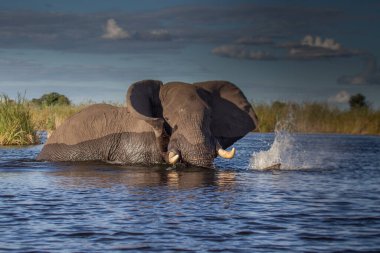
[168,151,180,164]
[217,147,236,159]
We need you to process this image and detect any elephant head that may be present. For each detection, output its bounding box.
[127,80,258,167]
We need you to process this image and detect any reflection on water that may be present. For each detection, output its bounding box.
[1,133,380,252]
[50,162,236,190]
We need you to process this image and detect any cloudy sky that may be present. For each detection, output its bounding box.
[0,0,380,107]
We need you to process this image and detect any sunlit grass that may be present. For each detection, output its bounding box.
[1,92,379,147]
[30,104,86,131]
[0,94,38,145]
[254,101,380,135]
[31,100,380,135]
[29,101,122,132]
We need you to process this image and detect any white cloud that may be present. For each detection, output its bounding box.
[101,19,130,40]
[301,35,341,50]
[328,90,350,103]
[280,35,358,60]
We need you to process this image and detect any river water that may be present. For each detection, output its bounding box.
[0,133,379,252]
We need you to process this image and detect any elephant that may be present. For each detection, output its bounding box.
[37,80,258,168]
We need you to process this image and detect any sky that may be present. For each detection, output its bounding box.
[0,0,380,107]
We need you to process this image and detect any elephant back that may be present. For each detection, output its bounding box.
[46,104,151,146]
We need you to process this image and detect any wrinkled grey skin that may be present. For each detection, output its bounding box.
[37,80,258,167]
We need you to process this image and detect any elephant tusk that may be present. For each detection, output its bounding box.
[168,151,180,164]
[217,147,236,159]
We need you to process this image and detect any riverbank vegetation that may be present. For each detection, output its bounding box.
[255,101,380,135]
[0,92,379,145]
[0,94,37,145]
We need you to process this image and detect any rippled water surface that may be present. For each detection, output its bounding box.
[1,133,380,252]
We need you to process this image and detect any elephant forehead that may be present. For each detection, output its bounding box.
[160,82,194,99]
[161,84,208,111]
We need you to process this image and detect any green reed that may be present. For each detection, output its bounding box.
[254,101,380,135]
[0,94,38,145]
[1,91,379,147]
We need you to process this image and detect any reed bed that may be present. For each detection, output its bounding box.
[30,101,380,135]
[30,104,87,131]
[0,94,37,145]
[1,94,379,147]
[254,102,380,135]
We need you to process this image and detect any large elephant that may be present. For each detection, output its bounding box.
[37,80,258,167]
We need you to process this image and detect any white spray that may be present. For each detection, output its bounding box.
[250,113,316,170]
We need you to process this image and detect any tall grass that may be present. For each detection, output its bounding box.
[30,104,86,131]
[29,101,380,135]
[30,101,121,132]
[254,101,380,135]
[1,92,379,147]
[0,94,37,145]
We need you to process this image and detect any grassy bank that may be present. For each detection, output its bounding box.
[30,104,87,132]
[30,101,380,135]
[255,101,380,135]
[1,96,380,146]
[0,95,37,145]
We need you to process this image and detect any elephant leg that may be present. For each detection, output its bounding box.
[113,132,164,165]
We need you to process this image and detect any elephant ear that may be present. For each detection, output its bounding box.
[127,80,162,120]
[194,81,258,149]
[126,80,165,135]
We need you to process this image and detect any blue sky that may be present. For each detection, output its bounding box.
[0,0,379,107]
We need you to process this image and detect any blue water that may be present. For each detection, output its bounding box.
[1,133,380,252]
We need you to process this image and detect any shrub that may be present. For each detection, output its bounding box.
[349,93,368,110]
[31,92,71,106]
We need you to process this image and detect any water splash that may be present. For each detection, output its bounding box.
[250,115,313,170]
